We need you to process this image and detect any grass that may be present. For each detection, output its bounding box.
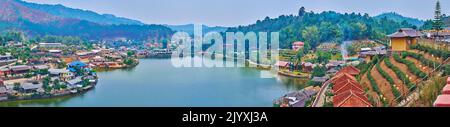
[417,76,447,107]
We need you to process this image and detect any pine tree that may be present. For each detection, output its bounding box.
[298,7,306,17]
[433,0,444,32]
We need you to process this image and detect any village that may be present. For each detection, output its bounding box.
[0,37,160,102]
[273,26,450,107]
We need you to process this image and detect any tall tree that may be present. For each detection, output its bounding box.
[298,7,306,17]
[301,26,320,50]
[433,0,445,32]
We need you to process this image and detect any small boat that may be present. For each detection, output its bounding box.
[70,89,78,93]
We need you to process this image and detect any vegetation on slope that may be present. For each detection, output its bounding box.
[384,58,416,91]
[367,67,388,106]
[393,53,428,79]
[226,7,415,50]
[410,44,450,59]
[376,63,402,101]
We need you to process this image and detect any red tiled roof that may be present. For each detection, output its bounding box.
[434,95,450,107]
[336,66,360,76]
[442,84,450,95]
[331,73,356,84]
[293,41,304,46]
[275,61,289,67]
[333,90,372,107]
[333,79,364,95]
[447,77,450,84]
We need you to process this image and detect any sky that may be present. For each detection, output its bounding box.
[24,0,450,27]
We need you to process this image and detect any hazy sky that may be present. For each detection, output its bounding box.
[24,0,450,27]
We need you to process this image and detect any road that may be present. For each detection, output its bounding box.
[311,80,331,107]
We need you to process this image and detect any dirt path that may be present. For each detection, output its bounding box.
[380,60,408,95]
[370,64,397,106]
[360,69,382,107]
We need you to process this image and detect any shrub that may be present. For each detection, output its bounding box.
[410,44,450,59]
[376,63,402,101]
[393,53,427,79]
[402,52,439,69]
[367,70,389,107]
[384,58,416,91]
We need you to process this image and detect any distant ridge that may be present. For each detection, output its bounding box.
[374,12,425,27]
[0,0,173,40]
[16,0,144,25]
[165,24,228,35]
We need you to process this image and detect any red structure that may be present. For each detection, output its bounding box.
[335,66,360,76]
[333,90,372,107]
[433,77,450,107]
[442,84,450,95]
[331,73,356,84]
[292,41,304,51]
[331,66,372,107]
[333,79,364,95]
[434,95,450,107]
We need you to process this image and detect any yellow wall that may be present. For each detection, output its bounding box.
[411,38,417,45]
[391,38,407,51]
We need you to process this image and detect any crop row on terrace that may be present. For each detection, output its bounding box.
[376,63,402,101]
[393,53,428,79]
[384,57,416,91]
[367,67,388,106]
[402,51,450,76]
[410,44,450,59]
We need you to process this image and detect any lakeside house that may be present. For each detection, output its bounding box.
[301,62,315,73]
[20,82,43,93]
[275,61,290,69]
[388,28,421,51]
[49,69,74,81]
[67,76,83,87]
[277,89,317,107]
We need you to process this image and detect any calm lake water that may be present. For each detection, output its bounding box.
[0,57,307,107]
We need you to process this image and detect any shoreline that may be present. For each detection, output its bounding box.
[0,82,97,103]
[277,70,310,78]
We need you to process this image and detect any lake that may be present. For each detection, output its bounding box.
[0,57,307,107]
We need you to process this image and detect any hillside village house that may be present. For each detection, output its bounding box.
[38,43,64,48]
[388,28,421,51]
[0,65,32,77]
[292,41,304,51]
[0,55,17,66]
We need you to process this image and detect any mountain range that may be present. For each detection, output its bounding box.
[165,24,228,35]
[374,12,425,27]
[0,0,172,40]
[0,0,443,42]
